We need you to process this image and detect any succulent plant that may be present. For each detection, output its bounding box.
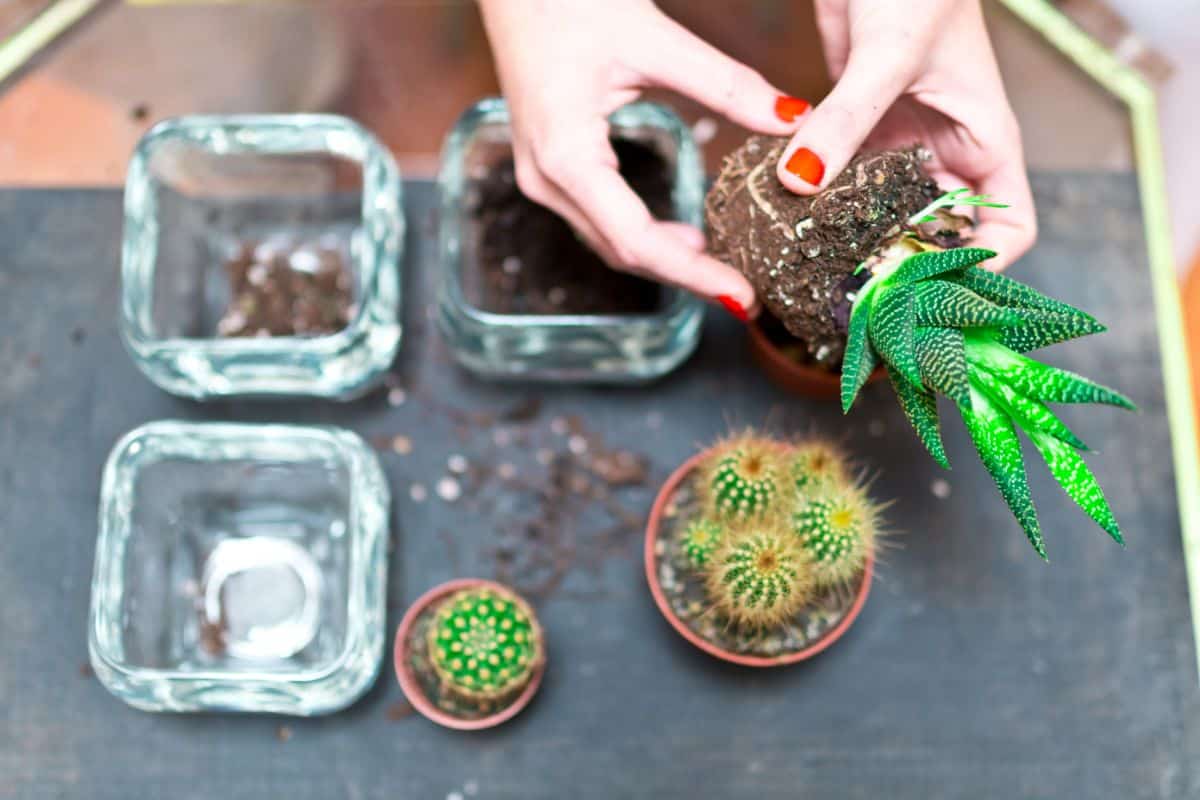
[791,486,880,588]
[427,586,542,702]
[840,193,1134,557]
[702,434,785,520]
[706,524,815,629]
[790,439,850,493]
[681,518,723,568]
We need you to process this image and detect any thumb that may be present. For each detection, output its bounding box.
[775,51,914,194]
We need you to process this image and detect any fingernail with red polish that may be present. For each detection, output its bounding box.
[774,95,811,123]
[717,295,749,323]
[785,146,825,186]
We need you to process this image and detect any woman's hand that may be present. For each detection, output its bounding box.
[479,0,808,316]
[778,0,1036,270]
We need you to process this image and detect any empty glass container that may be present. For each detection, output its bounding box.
[89,420,390,715]
[436,98,705,382]
[120,114,403,399]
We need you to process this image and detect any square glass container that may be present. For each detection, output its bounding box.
[436,98,705,382]
[89,421,390,715]
[121,114,403,400]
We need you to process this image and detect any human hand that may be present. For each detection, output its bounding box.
[479,0,810,317]
[777,0,1036,270]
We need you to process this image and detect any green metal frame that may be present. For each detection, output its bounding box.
[999,0,1200,679]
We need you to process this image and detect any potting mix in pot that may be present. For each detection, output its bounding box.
[404,584,544,723]
[653,433,881,660]
[467,138,670,315]
[706,136,1133,557]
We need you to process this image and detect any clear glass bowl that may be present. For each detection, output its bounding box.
[89,421,390,715]
[120,114,403,400]
[436,98,705,383]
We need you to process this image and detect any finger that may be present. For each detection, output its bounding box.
[968,157,1037,272]
[776,49,915,194]
[636,16,809,134]
[547,160,757,307]
[660,222,706,251]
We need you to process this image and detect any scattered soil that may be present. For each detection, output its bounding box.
[468,138,671,315]
[217,238,354,337]
[385,699,415,722]
[705,137,942,367]
[653,470,862,658]
[78,662,94,679]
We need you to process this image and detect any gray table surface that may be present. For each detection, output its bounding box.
[1,177,1196,799]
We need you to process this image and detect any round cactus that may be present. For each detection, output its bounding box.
[706,524,815,629]
[681,518,723,568]
[790,439,850,494]
[791,487,879,587]
[426,586,542,702]
[703,435,784,519]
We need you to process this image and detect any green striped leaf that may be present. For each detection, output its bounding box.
[888,248,997,285]
[914,326,969,408]
[841,292,878,413]
[1028,430,1123,544]
[886,363,949,469]
[961,384,1046,559]
[986,311,1107,353]
[913,280,1025,328]
[954,266,1092,317]
[969,347,1136,410]
[972,366,1088,450]
[869,285,922,387]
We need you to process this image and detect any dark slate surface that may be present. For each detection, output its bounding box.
[1,178,1196,799]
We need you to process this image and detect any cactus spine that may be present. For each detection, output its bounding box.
[706,523,815,629]
[427,586,542,702]
[703,433,785,519]
[791,487,880,588]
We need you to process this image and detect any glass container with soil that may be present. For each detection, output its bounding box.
[89,421,390,714]
[121,114,403,400]
[436,98,704,382]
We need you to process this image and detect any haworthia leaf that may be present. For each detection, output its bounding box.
[841,292,878,413]
[969,345,1136,410]
[913,280,1025,328]
[972,366,1088,451]
[985,312,1108,353]
[870,285,922,387]
[885,363,949,469]
[1028,430,1123,544]
[914,326,969,408]
[954,266,1093,318]
[888,248,997,285]
[961,385,1046,559]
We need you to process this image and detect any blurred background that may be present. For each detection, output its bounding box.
[1,0,1198,416]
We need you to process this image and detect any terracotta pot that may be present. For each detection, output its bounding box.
[747,318,884,399]
[644,449,873,667]
[393,578,545,731]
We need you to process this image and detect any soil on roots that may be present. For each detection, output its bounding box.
[705,137,941,367]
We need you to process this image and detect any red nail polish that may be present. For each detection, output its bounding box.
[774,95,811,123]
[785,146,825,186]
[717,295,749,323]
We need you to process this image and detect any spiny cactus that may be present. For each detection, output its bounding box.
[791,486,880,588]
[681,518,723,568]
[790,439,850,493]
[702,434,785,520]
[841,193,1134,558]
[427,586,542,702]
[706,524,815,629]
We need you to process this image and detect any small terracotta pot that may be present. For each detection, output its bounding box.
[747,318,884,399]
[393,578,545,731]
[644,449,873,667]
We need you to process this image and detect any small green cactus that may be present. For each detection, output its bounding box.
[427,586,542,702]
[681,518,723,568]
[706,524,815,629]
[703,434,784,519]
[792,487,879,588]
[790,440,850,493]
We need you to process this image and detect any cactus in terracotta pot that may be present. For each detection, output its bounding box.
[706,523,815,629]
[427,586,542,702]
[681,518,723,568]
[791,485,881,589]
